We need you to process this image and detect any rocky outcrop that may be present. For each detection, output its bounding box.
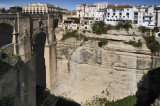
[53,35,160,104]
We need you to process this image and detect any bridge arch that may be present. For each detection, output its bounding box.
[0,23,13,47]
[32,31,47,87]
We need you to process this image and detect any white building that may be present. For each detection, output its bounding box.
[76,2,108,19]
[105,4,133,25]
[22,3,68,14]
[95,2,108,21]
[76,3,88,18]
[94,2,108,11]
[154,6,160,27]
[85,5,97,17]
[133,5,155,28]
[74,3,160,29]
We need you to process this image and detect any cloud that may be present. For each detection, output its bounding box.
[0,3,13,9]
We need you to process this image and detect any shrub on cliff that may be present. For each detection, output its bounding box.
[92,21,112,34]
[144,36,160,53]
[0,96,16,106]
[124,39,142,47]
[85,95,136,106]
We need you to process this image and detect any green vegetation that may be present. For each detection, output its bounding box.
[144,36,160,53]
[123,20,132,35]
[0,8,7,13]
[115,21,123,31]
[92,21,113,34]
[138,26,150,35]
[60,96,76,103]
[0,95,16,106]
[85,95,136,106]
[74,18,80,24]
[115,20,132,35]
[124,39,142,47]
[36,86,50,106]
[61,31,108,47]
[0,48,21,66]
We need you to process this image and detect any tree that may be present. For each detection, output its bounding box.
[138,26,147,35]
[74,18,80,24]
[0,8,6,13]
[115,21,123,32]
[122,20,132,35]
[152,27,159,35]
[92,21,110,34]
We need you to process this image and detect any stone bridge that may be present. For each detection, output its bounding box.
[0,13,60,106]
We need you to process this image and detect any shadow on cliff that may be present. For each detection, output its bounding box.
[43,94,81,106]
[135,67,160,106]
[37,86,80,106]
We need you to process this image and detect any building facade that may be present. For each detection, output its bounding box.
[154,6,160,27]
[104,4,133,25]
[22,3,68,14]
[68,2,160,29]
[133,5,155,28]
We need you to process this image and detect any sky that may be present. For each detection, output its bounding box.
[0,0,160,10]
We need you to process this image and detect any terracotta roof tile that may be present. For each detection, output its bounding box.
[107,4,133,8]
[88,5,96,7]
[81,3,88,6]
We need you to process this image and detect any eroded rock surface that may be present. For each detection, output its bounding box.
[52,37,160,104]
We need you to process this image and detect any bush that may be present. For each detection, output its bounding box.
[105,95,136,106]
[0,96,15,106]
[92,21,112,34]
[85,95,136,106]
[74,18,80,24]
[36,86,50,106]
[98,38,108,47]
[61,32,79,41]
[61,31,108,47]
[144,36,160,53]
[124,39,142,47]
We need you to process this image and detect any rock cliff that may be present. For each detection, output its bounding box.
[52,35,160,104]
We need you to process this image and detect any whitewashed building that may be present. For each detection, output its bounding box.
[133,5,155,28]
[22,3,68,14]
[95,2,108,21]
[154,6,160,27]
[73,2,160,30]
[104,4,133,25]
[76,3,88,18]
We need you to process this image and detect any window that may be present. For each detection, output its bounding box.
[108,13,110,15]
[126,13,129,16]
[134,12,138,15]
[127,9,129,11]
[107,19,109,21]
[134,20,138,24]
[113,13,115,15]
[119,13,122,16]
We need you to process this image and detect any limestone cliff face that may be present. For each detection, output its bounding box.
[53,37,160,104]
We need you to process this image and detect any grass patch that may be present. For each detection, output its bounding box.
[85,95,136,106]
[144,36,160,53]
[124,39,142,47]
[61,31,108,47]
